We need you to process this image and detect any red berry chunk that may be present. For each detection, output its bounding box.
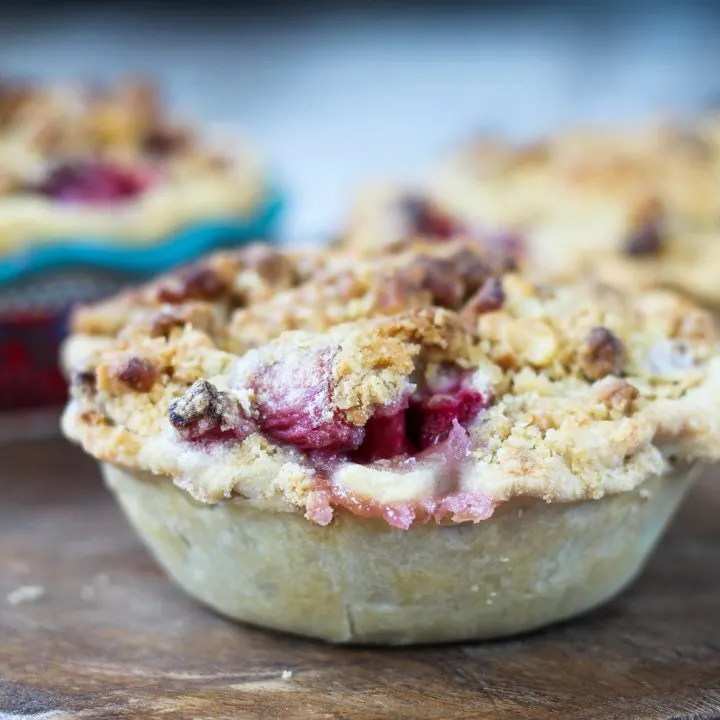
[407,386,485,451]
[234,351,488,463]
[351,409,411,463]
[352,371,488,462]
[251,347,364,451]
[400,195,458,239]
[37,161,151,203]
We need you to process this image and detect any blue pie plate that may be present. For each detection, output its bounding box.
[0,187,284,286]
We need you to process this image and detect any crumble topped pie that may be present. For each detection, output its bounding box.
[0,77,265,251]
[423,117,720,307]
[61,239,720,643]
[63,240,720,528]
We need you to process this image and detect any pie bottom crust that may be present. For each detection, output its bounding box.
[102,462,700,645]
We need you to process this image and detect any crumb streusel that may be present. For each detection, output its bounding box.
[62,239,720,529]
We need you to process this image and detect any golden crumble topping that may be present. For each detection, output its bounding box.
[422,117,720,307]
[71,244,321,339]
[62,239,720,528]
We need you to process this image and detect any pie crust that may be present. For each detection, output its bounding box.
[103,462,697,644]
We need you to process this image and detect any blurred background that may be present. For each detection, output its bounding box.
[4,0,720,241]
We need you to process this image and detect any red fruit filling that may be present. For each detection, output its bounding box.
[351,374,487,463]
[407,386,485,451]
[350,409,412,464]
[400,195,459,239]
[175,361,492,528]
[440,492,495,522]
[230,353,488,464]
[382,504,417,530]
[249,347,364,451]
[318,482,495,529]
[36,161,152,204]
[305,490,334,526]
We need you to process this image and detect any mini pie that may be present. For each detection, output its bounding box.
[62,240,720,644]
[423,117,720,309]
[0,77,265,251]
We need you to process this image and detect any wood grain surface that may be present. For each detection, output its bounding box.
[0,438,719,720]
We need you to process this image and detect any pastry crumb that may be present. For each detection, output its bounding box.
[6,585,45,606]
[281,669,293,679]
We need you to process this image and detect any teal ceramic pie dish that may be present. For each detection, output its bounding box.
[0,187,284,286]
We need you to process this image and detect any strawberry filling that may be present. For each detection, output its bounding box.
[250,347,365,451]
[350,410,412,463]
[183,358,492,528]
[36,161,153,204]
[310,479,495,529]
[228,355,489,462]
[400,195,459,239]
[351,372,487,463]
[184,357,488,464]
[407,386,485,451]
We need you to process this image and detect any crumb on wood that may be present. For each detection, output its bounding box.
[81,573,110,600]
[6,584,45,606]
[281,669,293,680]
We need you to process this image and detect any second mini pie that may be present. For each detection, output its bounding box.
[63,240,720,644]
[426,118,720,309]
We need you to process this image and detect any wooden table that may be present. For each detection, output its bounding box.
[1,438,719,719]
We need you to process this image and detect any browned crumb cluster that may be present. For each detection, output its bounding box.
[71,244,320,340]
[67,238,718,411]
[72,239,514,352]
[576,326,625,381]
